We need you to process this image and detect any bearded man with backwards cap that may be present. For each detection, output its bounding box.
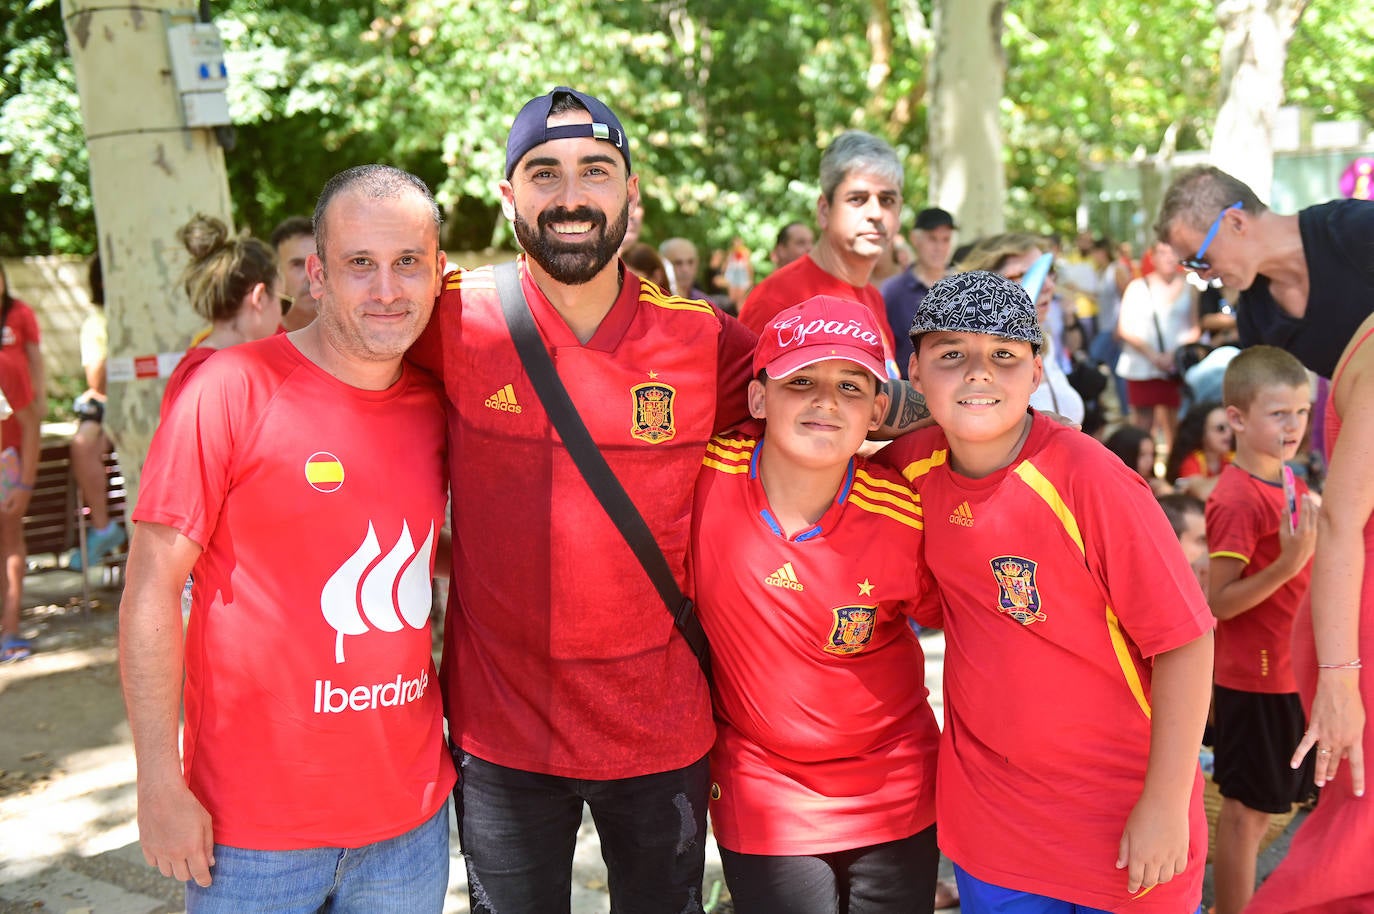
[407,87,758,914]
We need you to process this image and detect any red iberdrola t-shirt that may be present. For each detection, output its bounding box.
[136,333,454,850]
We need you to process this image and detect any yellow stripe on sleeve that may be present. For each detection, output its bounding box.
[848,493,923,531]
[896,448,948,483]
[702,457,750,474]
[1107,607,1153,719]
[1210,550,1250,565]
[641,286,716,315]
[853,468,919,495]
[1013,462,1084,553]
[851,476,922,517]
[706,437,755,460]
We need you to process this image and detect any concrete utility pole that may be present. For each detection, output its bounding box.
[61,0,234,505]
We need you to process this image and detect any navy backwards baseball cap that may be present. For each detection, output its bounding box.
[910,271,1041,351]
[505,87,631,180]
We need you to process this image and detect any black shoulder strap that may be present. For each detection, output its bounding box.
[492,261,710,677]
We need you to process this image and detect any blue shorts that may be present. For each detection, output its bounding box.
[185,801,450,914]
[952,864,1202,914]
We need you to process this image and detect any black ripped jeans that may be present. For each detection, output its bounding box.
[452,748,710,914]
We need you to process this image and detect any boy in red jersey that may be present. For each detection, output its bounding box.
[693,294,944,913]
[1204,345,1318,914]
[877,270,1215,913]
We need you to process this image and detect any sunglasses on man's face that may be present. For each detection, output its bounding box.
[1179,201,1243,273]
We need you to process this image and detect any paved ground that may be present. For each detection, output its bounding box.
[0,569,1302,913]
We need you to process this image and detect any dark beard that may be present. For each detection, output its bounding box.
[513,203,628,285]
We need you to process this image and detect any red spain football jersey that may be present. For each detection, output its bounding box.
[411,259,757,779]
[1205,463,1312,693]
[737,255,897,357]
[693,434,940,855]
[877,412,1214,911]
[136,334,453,850]
[1177,449,1232,481]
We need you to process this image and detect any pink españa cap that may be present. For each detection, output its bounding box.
[753,295,888,381]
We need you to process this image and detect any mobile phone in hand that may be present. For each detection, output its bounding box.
[1282,465,1299,530]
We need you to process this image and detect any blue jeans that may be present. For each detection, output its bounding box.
[952,863,1202,914]
[185,802,449,914]
[453,749,710,914]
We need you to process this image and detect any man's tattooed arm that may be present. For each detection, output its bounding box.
[873,379,934,439]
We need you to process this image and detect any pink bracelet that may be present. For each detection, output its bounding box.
[1318,659,1363,670]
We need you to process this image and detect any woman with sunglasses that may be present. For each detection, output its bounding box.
[1114,241,1200,453]
[1156,165,1374,382]
[1245,274,1374,914]
[160,215,285,420]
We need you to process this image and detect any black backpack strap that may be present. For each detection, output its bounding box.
[492,261,710,677]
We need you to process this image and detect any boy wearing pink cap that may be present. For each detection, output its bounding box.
[692,295,944,912]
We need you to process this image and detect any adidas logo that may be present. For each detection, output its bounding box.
[765,562,804,591]
[484,384,523,414]
[948,501,974,527]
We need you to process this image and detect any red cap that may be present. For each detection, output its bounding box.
[753,295,888,380]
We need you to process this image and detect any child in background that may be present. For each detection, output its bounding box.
[0,261,42,663]
[0,364,38,663]
[1104,424,1173,496]
[693,295,946,913]
[1158,492,1209,592]
[1166,400,1233,501]
[1203,345,1318,914]
[879,271,1215,913]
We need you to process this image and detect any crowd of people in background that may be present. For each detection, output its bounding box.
[2,86,1372,914]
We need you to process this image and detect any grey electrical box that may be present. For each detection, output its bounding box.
[166,22,231,128]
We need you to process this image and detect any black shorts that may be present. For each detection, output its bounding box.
[1212,685,1316,814]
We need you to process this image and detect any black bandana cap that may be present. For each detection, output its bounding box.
[909,270,1042,350]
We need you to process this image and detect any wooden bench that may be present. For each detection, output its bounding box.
[23,438,127,608]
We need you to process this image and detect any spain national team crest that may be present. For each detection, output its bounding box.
[824,605,877,655]
[991,555,1046,625]
[630,382,677,443]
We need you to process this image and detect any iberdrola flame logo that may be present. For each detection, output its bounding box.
[321,521,435,663]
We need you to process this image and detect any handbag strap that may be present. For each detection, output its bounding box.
[492,261,710,676]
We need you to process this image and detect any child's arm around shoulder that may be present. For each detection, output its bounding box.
[1116,628,1214,895]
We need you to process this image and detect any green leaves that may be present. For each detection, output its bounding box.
[0,0,1365,257]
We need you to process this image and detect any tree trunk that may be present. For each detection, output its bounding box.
[863,0,894,123]
[1209,0,1308,202]
[928,0,1007,238]
[62,0,235,507]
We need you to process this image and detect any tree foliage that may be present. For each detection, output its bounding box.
[1,0,88,251]
[3,0,1371,256]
